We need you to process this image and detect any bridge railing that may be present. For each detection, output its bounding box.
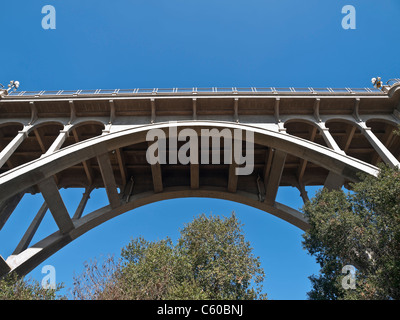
[5,87,384,97]
[386,78,400,86]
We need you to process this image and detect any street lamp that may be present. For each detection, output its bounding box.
[7,80,20,92]
[371,77,383,89]
[0,80,20,96]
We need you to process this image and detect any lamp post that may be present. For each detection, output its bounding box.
[371,77,383,89]
[0,80,20,97]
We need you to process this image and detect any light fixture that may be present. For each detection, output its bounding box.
[371,77,383,89]
[2,80,21,94]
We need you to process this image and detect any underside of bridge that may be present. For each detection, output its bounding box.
[0,85,399,277]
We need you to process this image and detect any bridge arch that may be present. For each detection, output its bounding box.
[0,121,379,200]
[60,121,106,149]
[0,120,380,277]
[283,117,320,127]
[283,119,328,148]
[0,122,24,131]
[366,118,399,128]
[69,119,106,131]
[25,120,65,134]
[4,187,307,276]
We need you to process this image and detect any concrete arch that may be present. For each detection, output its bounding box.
[366,117,399,128]
[0,122,24,130]
[388,83,400,97]
[0,120,26,128]
[5,186,308,276]
[283,117,321,129]
[0,121,379,203]
[283,118,329,149]
[0,120,381,277]
[69,119,106,131]
[59,120,107,153]
[325,117,363,130]
[26,120,65,134]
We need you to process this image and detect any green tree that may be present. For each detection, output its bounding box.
[72,213,267,300]
[0,273,64,300]
[302,164,400,300]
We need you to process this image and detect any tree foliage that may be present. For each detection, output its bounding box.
[73,213,267,300]
[302,164,400,300]
[0,273,64,300]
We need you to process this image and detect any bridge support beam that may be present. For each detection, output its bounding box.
[37,177,74,234]
[297,183,309,203]
[190,137,199,189]
[317,123,344,153]
[265,150,287,205]
[0,255,10,275]
[147,140,164,193]
[97,153,120,208]
[150,161,163,193]
[72,128,94,185]
[324,171,345,191]
[0,191,25,231]
[360,123,400,168]
[228,162,238,193]
[115,148,127,187]
[297,126,317,184]
[13,202,48,255]
[191,163,199,189]
[0,128,29,169]
[318,123,346,190]
[263,148,274,184]
[44,129,70,155]
[227,147,238,193]
[73,187,93,220]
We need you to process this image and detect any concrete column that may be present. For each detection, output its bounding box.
[0,128,29,168]
[97,152,120,208]
[265,150,287,205]
[360,123,400,168]
[227,145,238,193]
[44,128,70,155]
[147,141,163,193]
[72,187,93,220]
[317,123,344,154]
[0,192,25,231]
[297,183,309,203]
[13,202,48,255]
[37,177,74,234]
[0,255,10,276]
[324,171,345,190]
[317,123,346,190]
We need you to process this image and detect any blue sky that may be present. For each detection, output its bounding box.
[0,0,399,299]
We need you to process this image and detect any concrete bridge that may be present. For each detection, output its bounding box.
[1,84,400,277]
